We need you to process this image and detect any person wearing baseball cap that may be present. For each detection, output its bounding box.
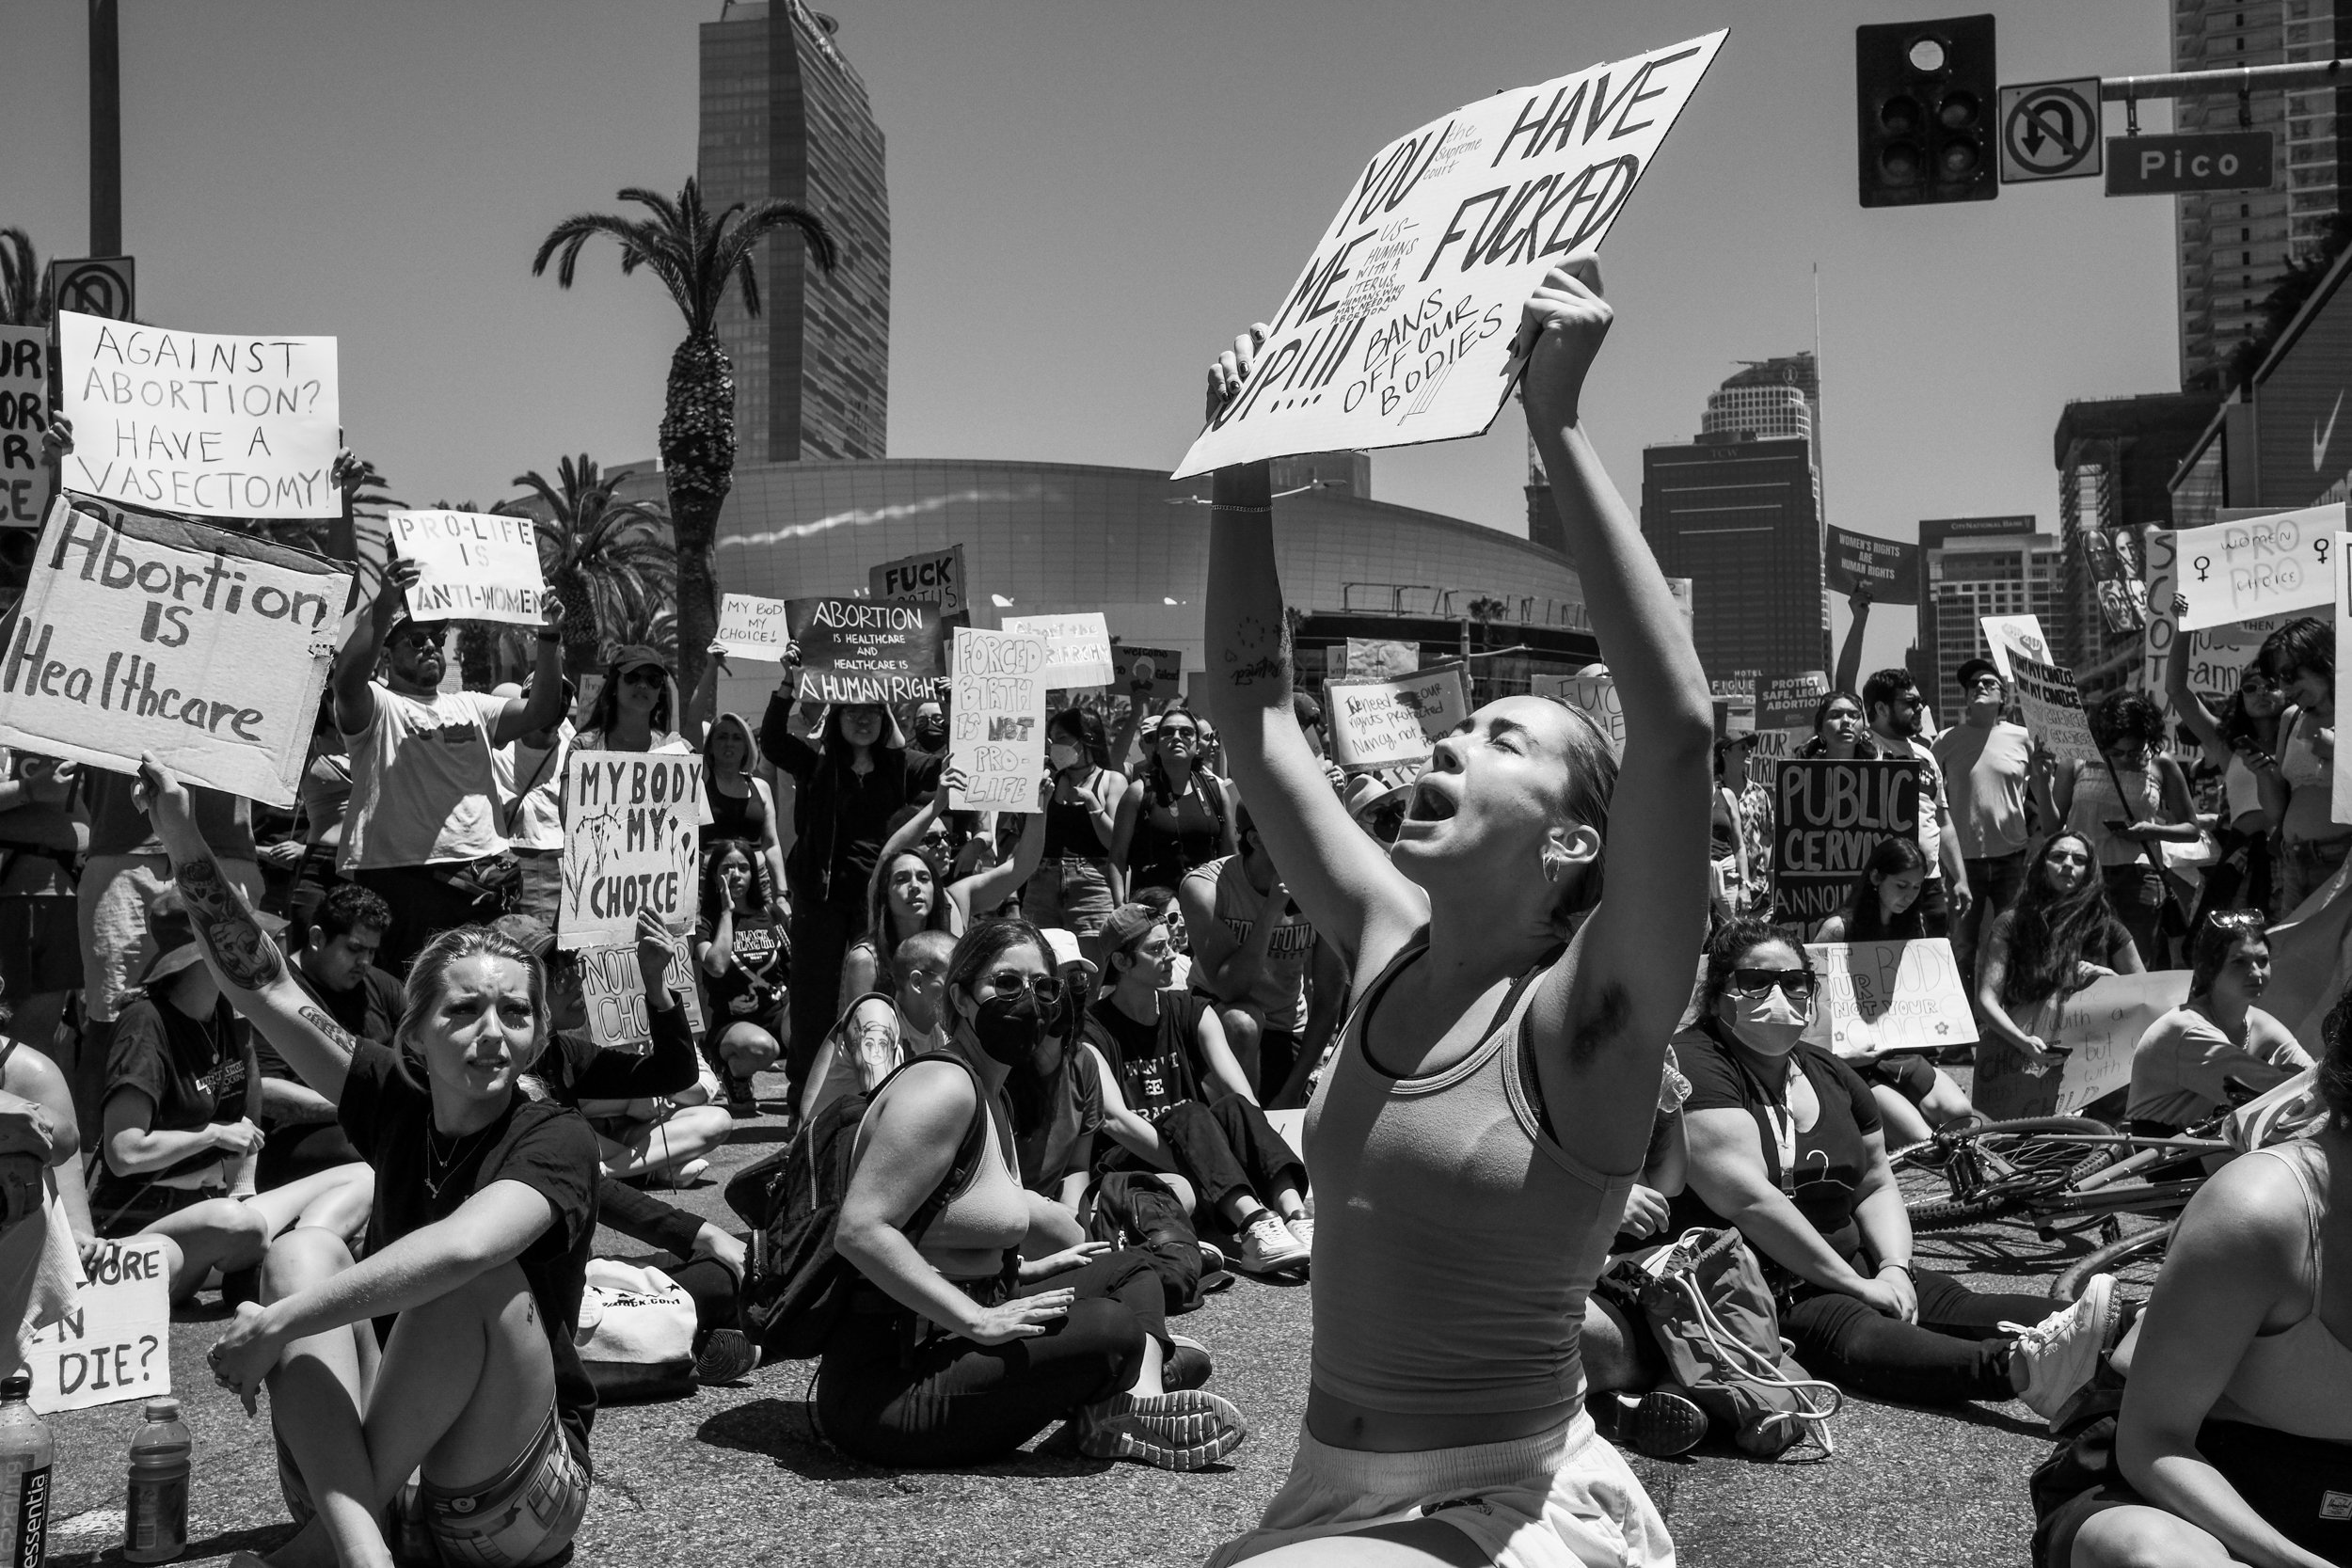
[575,646,689,755]
[1931,656,2034,993]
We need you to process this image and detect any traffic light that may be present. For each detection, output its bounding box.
[1856,14,1997,207]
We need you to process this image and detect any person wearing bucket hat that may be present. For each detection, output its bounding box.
[331,557,569,974]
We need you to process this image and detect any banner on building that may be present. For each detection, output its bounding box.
[787,596,947,705]
[1327,660,1471,768]
[714,592,793,665]
[948,626,1049,811]
[1002,611,1115,689]
[1771,757,1922,927]
[1825,526,1920,604]
[868,545,967,622]
[558,751,703,950]
[1,327,54,529]
[1802,938,1978,1058]
[2173,504,2344,630]
[387,511,546,626]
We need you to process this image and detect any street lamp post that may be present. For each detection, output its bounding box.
[89,0,120,256]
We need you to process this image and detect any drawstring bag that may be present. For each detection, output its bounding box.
[575,1259,698,1402]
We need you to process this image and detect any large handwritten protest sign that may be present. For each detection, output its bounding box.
[1172,33,1725,477]
[1772,758,1921,927]
[1754,672,1828,762]
[869,545,967,622]
[1113,642,1183,700]
[578,935,707,1053]
[715,593,792,665]
[1973,972,2192,1120]
[948,627,1048,811]
[1825,527,1919,604]
[558,751,702,950]
[2010,651,2098,767]
[1327,660,1471,768]
[27,1238,168,1415]
[788,596,946,705]
[1,328,52,529]
[387,511,545,626]
[57,312,339,519]
[1803,939,1977,1058]
[2146,527,2279,713]
[1003,612,1115,689]
[1534,670,1624,756]
[0,495,346,805]
[2172,505,2342,630]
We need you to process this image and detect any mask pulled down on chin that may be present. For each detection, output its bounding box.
[1724,989,1811,1054]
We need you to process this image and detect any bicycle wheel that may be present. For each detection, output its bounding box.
[1895,1117,2122,1232]
[2052,1223,2171,1303]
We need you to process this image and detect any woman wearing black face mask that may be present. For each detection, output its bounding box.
[1673,919,2115,1414]
[821,918,1248,1470]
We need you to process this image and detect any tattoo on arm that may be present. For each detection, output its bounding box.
[294,1006,361,1064]
[1223,612,1293,689]
[174,857,287,992]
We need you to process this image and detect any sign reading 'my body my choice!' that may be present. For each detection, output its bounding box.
[57,312,340,520]
[1173,33,1724,478]
[558,751,703,950]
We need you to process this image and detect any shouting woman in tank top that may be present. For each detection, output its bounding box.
[1200,258,1710,1568]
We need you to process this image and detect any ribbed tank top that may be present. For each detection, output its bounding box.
[1303,936,1634,1416]
[2211,1141,2352,1441]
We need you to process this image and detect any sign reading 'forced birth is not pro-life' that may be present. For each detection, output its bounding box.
[1173,33,1724,478]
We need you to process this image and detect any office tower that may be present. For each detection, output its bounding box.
[698,0,890,463]
[1640,435,1828,679]
[2172,0,2352,387]
[1915,516,2064,717]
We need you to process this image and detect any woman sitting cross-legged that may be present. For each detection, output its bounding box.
[137,756,602,1568]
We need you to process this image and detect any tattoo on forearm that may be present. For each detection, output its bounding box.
[1222,611,1293,689]
[295,1006,360,1061]
[173,857,287,992]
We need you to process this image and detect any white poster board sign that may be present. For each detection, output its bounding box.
[2054,972,2195,1116]
[1534,671,1624,757]
[714,592,793,666]
[2172,505,2344,630]
[2010,651,2098,767]
[386,511,545,626]
[1979,613,2052,681]
[948,627,1048,811]
[577,935,707,1053]
[1,327,54,529]
[1173,33,1725,478]
[0,495,347,805]
[558,751,703,950]
[868,545,968,622]
[57,312,340,519]
[1803,939,1978,1058]
[26,1238,169,1415]
[1327,660,1471,768]
[1002,611,1114,689]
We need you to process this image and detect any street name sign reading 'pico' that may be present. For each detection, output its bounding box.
[1172,32,1725,478]
[27,1237,171,1415]
[1772,757,1922,927]
[948,627,1049,812]
[868,546,967,623]
[2170,504,2342,630]
[1997,78,2104,183]
[1002,612,1115,689]
[386,511,546,626]
[558,751,702,951]
[1327,660,1472,769]
[0,495,348,805]
[1803,939,1979,1058]
[787,596,947,705]
[714,593,792,665]
[2106,131,2275,197]
[1,327,53,528]
[57,312,340,520]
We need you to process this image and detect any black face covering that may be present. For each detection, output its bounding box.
[914,717,948,748]
[971,991,1047,1066]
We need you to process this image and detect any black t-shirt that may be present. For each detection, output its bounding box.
[339,1041,601,1457]
[1016,1045,1104,1193]
[287,961,405,1050]
[90,994,250,1208]
[1669,1024,1883,1249]
[694,906,788,1027]
[1088,989,1208,1123]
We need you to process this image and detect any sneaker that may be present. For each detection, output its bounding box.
[694,1327,758,1386]
[725,1076,761,1117]
[1591,1390,1709,1458]
[1283,1213,1315,1256]
[1234,1211,1310,1275]
[1164,1334,1214,1391]
[1196,1243,1235,1296]
[2007,1273,2120,1422]
[1075,1389,1248,1470]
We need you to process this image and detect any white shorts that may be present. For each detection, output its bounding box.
[1209,1411,1674,1568]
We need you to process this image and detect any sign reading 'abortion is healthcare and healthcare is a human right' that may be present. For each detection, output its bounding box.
[788,596,947,705]
[1174,33,1724,478]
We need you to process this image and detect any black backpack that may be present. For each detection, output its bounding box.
[723,1052,991,1361]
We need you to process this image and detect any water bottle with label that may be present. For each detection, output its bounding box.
[0,1371,54,1568]
[123,1395,190,1564]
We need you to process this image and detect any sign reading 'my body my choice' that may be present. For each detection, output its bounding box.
[387,511,545,626]
[57,312,340,520]
[558,751,702,950]
[714,593,793,665]
[1173,33,1724,477]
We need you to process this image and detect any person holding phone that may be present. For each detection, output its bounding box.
[1976,832,2146,1075]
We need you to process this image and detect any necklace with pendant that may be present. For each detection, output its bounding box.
[423,1120,493,1202]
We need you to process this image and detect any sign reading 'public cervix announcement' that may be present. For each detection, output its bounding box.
[57,312,341,520]
[386,511,546,626]
[1173,33,1724,478]
[788,596,946,705]
[1771,757,1922,927]
[0,495,348,805]
[558,751,702,950]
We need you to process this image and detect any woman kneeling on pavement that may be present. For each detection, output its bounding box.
[140,757,601,1568]
[1676,917,2117,1416]
[822,917,1248,1470]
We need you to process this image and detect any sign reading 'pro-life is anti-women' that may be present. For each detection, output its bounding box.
[0,495,349,805]
[1173,33,1724,477]
[387,511,546,626]
[559,751,703,951]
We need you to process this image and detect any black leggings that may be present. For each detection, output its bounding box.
[1101,1096,1306,1219]
[1781,1264,2052,1404]
[816,1248,1165,1468]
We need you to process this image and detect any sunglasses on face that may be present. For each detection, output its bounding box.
[620,667,663,688]
[1970,676,2004,692]
[1158,727,1198,744]
[2241,674,2280,694]
[1730,968,1816,1001]
[975,971,1066,1005]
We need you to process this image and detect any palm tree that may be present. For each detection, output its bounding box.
[531,179,837,696]
[508,454,677,678]
[0,230,51,327]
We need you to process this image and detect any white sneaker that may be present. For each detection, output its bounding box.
[1283,1213,1315,1256]
[1234,1211,1310,1275]
[2008,1274,2119,1422]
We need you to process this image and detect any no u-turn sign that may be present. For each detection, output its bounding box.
[1998,78,2104,182]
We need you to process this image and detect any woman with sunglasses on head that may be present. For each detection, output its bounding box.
[1025,708,1129,960]
[2249,617,2349,915]
[2166,645,2283,921]
[2051,691,2201,968]
[823,917,1248,1469]
[1111,706,1239,902]
[1978,832,2146,1079]
[1676,919,2117,1415]
[2128,912,2310,1136]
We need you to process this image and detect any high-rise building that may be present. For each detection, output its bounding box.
[698,0,890,464]
[1914,517,2064,719]
[1640,434,1829,680]
[2171,0,2352,387]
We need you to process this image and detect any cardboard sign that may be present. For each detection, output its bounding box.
[868,545,967,622]
[1754,671,1829,762]
[1979,613,2053,681]
[1327,660,1471,768]
[2145,527,2279,711]
[787,596,946,705]
[1172,33,1725,478]
[0,494,347,805]
[578,934,707,1053]
[1803,939,1979,1058]
[57,312,340,519]
[2010,650,2098,767]
[947,626,1048,810]
[1535,671,1624,757]
[2172,505,2343,630]
[387,511,545,626]
[714,593,793,666]
[1344,638,1420,678]
[1003,611,1115,689]
[26,1238,169,1415]
[558,751,703,950]
[1771,758,1922,927]
[1973,972,2194,1120]
[1112,642,1183,700]
[1825,526,1919,605]
[0,327,53,529]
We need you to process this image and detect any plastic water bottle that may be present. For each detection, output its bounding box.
[0,1371,54,1567]
[122,1396,189,1564]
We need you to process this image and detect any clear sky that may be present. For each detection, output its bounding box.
[5,0,2185,674]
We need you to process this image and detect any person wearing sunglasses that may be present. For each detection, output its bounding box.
[573,645,689,757]
[1932,657,2036,993]
[1109,705,1239,900]
[824,917,1248,1471]
[2127,911,2310,1135]
[1676,918,2118,1416]
[2166,644,2283,921]
[1860,667,1972,942]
